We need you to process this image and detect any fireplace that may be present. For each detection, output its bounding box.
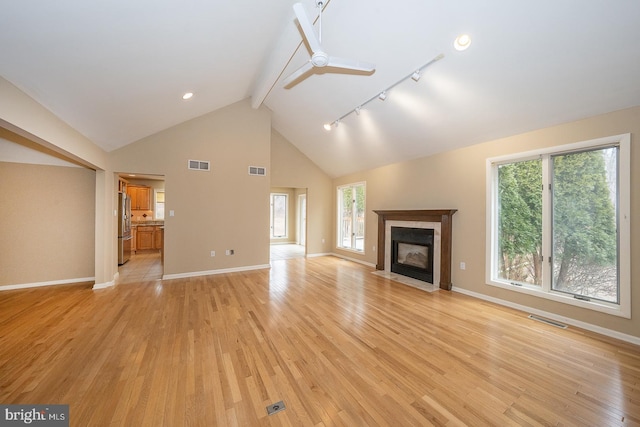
[391,227,434,283]
[373,210,457,290]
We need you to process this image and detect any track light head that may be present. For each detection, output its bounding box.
[322,54,445,130]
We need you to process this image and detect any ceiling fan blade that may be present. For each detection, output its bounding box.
[282,61,314,87]
[326,56,376,72]
[293,3,322,53]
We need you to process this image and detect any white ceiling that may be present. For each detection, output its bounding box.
[1,0,640,177]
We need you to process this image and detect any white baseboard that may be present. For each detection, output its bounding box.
[330,252,376,268]
[453,286,640,346]
[306,252,332,258]
[0,277,95,292]
[162,264,271,281]
[93,272,118,290]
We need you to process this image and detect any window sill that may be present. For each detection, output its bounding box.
[486,279,630,319]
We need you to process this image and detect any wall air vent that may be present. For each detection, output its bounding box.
[188,160,210,171]
[248,166,266,176]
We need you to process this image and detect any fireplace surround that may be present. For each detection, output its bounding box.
[374,210,457,290]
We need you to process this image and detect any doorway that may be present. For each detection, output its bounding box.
[269,187,307,261]
[117,173,165,280]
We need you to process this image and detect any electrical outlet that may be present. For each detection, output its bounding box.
[210,251,215,257]
[460,262,466,270]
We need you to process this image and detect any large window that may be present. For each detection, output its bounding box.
[270,193,287,238]
[337,182,365,252]
[486,134,630,317]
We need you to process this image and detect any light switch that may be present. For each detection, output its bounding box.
[169,210,175,217]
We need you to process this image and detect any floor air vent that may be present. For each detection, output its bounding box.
[188,160,210,171]
[249,166,266,176]
[528,314,568,329]
[266,401,285,415]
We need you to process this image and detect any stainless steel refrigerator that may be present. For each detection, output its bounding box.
[118,192,132,265]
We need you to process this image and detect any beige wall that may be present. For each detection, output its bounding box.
[0,162,95,287]
[0,78,115,287]
[333,106,639,339]
[110,99,271,276]
[270,130,332,255]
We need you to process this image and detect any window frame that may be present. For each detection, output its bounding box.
[336,182,366,253]
[154,189,165,220]
[485,134,630,318]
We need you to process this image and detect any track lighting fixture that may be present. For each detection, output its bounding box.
[322,53,445,131]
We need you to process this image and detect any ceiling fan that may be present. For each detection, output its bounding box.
[282,1,376,87]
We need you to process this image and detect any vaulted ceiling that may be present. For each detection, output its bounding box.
[2,0,639,177]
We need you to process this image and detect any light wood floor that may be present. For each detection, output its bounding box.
[1,255,639,426]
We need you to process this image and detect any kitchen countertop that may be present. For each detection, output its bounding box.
[132,221,164,226]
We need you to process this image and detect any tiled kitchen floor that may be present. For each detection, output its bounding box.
[118,250,162,284]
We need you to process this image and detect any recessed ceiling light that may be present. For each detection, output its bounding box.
[182,92,194,100]
[323,123,332,131]
[454,34,471,51]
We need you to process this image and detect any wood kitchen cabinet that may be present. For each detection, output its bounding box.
[127,185,151,210]
[154,227,163,250]
[136,226,155,250]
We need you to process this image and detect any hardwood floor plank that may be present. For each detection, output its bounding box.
[1,253,639,426]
